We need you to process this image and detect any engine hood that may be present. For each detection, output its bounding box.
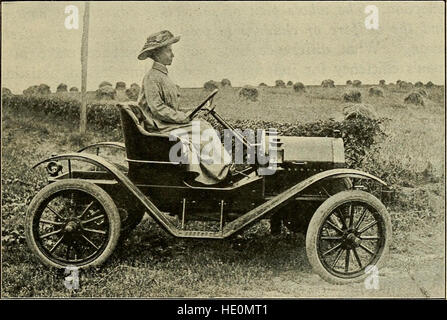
[274,136,345,164]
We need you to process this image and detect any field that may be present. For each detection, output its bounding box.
[1,84,445,297]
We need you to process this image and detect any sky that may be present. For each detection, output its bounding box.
[1,1,445,93]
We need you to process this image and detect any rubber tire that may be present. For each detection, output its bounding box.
[305,190,392,285]
[25,179,121,269]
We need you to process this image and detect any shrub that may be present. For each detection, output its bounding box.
[56,83,68,92]
[287,81,293,86]
[99,81,112,89]
[343,103,377,120]
[238,86,258,102]
[321,79,335,88]
[352,80,362,87]
[404,92,424,106]
[204,80,219,91]
[346,80,352,85]
[116,81,126,90]
[396,80,401,85]
[221,79,231,87]
[2,87,12,96]
[368,87,384,97]
[342,90,361,102]
[96,85,116,100]
[292,82,305,93]
[69,87,79,92]
[275,80,286,88]
[414,81,423,87]
[379,80,386,86]
[425,81,434,88]
[259,83,268,87]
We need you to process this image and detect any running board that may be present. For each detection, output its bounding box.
[176,230,223,239]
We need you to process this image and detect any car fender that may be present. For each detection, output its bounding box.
[32,153,176,235]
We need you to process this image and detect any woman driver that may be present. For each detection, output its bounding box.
[137,30,231,186]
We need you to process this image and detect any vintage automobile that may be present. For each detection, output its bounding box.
[25,89,392,284]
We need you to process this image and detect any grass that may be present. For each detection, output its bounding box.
[1,84,445,297]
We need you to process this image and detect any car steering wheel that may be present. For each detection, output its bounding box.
[188,89,219,120]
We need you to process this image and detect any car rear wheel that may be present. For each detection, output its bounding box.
[25,179,121,269]
[306,190,391,284]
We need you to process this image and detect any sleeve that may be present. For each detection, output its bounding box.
[142,75,190,124]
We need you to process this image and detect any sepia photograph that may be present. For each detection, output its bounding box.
[1,1,445,300]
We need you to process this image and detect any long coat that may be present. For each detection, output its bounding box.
[137,62,230,184]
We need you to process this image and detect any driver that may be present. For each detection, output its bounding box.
[137,30,231,186]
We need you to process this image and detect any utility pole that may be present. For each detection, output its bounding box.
[80,2,90,134]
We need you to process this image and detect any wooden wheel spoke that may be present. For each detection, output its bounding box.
[49,235,65,253]
[325,219,344,234]
[354,207,368,231]
[335,209,347,230]
[81,234,99,250]
[78,201,95,219]
[81,214,105,225]
[41,229,63,239]
[82,227,107,235]
[352,248,363,269]
[345,249,351,273]
[348,204,354,228]
[358,221,378,234]
[40,219,65,226]
[359,244,375,255]
[47,205,65,220]
[320,236,343,241]
[331,248,344,268]
[323,243,342,256]
[360,235,380,240]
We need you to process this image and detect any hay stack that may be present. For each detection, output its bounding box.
[398,81,412,90]
[368,87,384,97]
[293,82,306,93]
[221,79,231,87]
[415,89,427,97]
[239,85,259,102]
[99,81,113,89]
[69,87,79,92]
[125,83,140,101]
[352,80,362,87]
[96,85,116,100]
[56,83,68,92]
[2,87,12,96]
[321,79,335,88]
[275,80,286,88]
[258,83,268,87]
[204,80,219,91]
[425,81,434,88]
[404,92,424,106]
[116,82,126,90]
[343,103,377,120]
[342,89,362,103]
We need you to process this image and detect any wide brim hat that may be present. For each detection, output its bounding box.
[137,30,180,60]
